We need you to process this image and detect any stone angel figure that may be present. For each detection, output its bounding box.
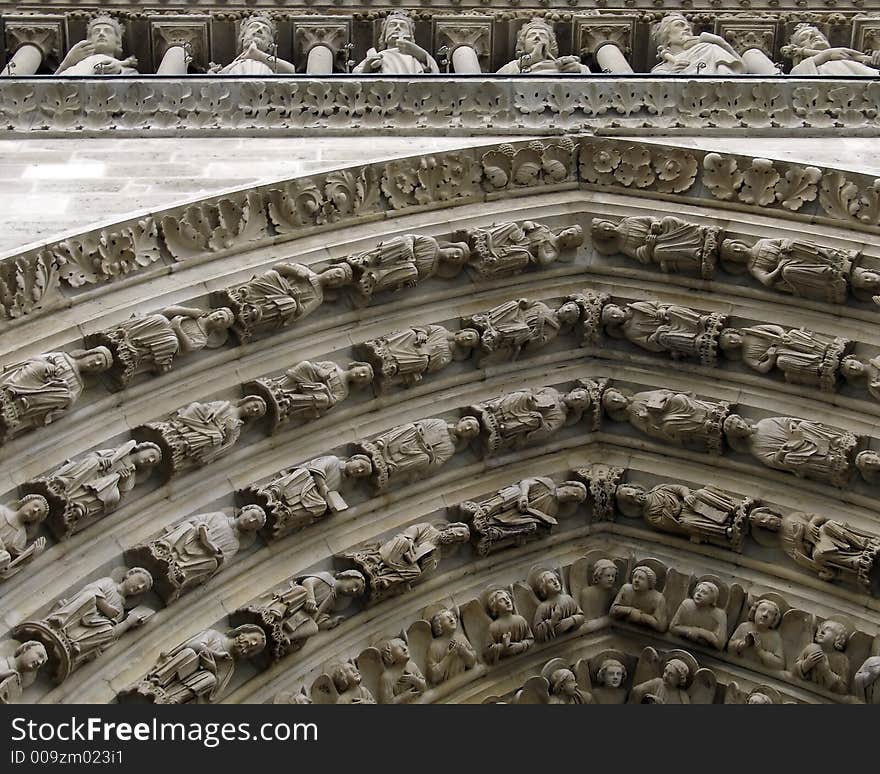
[610,560,670,633]
[629,647,718,704]
[573,650,633,704]
[514,658,594,705]
[724,683,792,705]
[0,494,49,582]
[727,593,788,671]
[406,604,478,688]
[854,639,880,704]
[356,636,428,705]
[0,640,48,704]
[310,661,375,705]
[462,587,534,667]
[273,687,312,704]
[789,617,865,696]
[568,551,627,622]
[512,568,585,644]
[668,575,744,651]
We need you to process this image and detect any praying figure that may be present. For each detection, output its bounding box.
[651,13,745,75]
[353,12,439,74]
[377,638,427,704]
[610,565,668,633]
[483,589,534,665]
[497,19,590,74]
[425,608,477,686]
[531,570,585,642]
[784,24,880,76]
[727,598,785,670]
[209,15,296,75]
[794,620,851,694]
[55,15,138,75]
[0,495,49,581]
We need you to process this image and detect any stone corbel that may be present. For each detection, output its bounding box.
[715,19,780,74]
[434,17,493,74]
[291,18,351,75]
[2,15,67,75]
[150,15,212,74]
[851,16,880,54]
[574,16,636,74]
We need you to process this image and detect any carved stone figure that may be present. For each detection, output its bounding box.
[15,568,153,682]
[341,522,470,604]
[840,355,880,402]
[591,216,719,279]
[483,589,534,665]
[135,396,266,477]
[610,565,668,632]
[120,625,266,704]
[0,347,112,443]
[578,558,620,620]
[355,416,480,492]
[21,440,162,539]
[243,454,373,541]
[727,598,785,670]
[545,667,593,704]
[854,655,880,704]
[126,506,266,604]
[602,387,730,454]
[88,306,234,389]
[218,262,352,342]
[470,386,592,455]
[317,662,375,704]
[722,414,858,487]
[0,495,49,581]
[497,19,590,74]
[353,11,439,74]
[794,620,850,694]
[55,15,138,75]
[359,325,479,389]
[210,15,296,75]
[251,360,373,430]
[632,658,691,703]
[593,658,628,704]
[651,13,745,75]
[601,301,725,366]
[531,570,585,642]
[459,220,584,279]
[426,608,477,686]
[631,647,717,704]
[233,571,365,661]
[784,25,880,76]
[458,476,587,555]
[719,326,850,393]
[616,482,754,551]
[719,238,877,304]
[0,641,48,705]
[670,582,727,650]
[466,298,582,363]
[337,235,468,306]
[377,638,427,704]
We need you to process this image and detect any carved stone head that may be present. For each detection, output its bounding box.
[856,450,880,480]
[237,395,268,420]
[87,15,124,58]
[662,658,690,687]
[379,12,416,50]
[515,20,559,61]
[320,263,354,288]
[120,567,153,597]
[231,625,267,659]
[719,238,753,264]
[597,658,626,688]
[239,15,277,54]
[453,416,480,442]
[722,414,755,449]
[718,328,744,354]
[438,522,471,546]
[815,620,848,652]
[591,559,618,589]
[335,570,366,598]
[600,303,630,330]
[630,565,658,592]
[430,608,458,637]
[331,661,361,692]
[15,494,49,525]
[131,442,163,470]
[750,599,782,630]
[453,328,480,350]
[615,484,647,518]
[790,24,830,52]
[487,589,515,618]
[534,570,563,600]
[590,218,622,245]
[556,480,587,505]
[692,581,720,608]
[556,225,584,250]
[236,505,267,533]
[14,640,48,675]
[73,346,113,373]
[602,387,632,420]
[380,637,409,666]
[344,454,373,479]
[747,692,773,704]
[556,301,583,327]
[653,13,694,51]
[549,667,578,697]
[347,362,375,387]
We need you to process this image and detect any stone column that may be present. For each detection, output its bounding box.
[741,48,780,75]
[156,46,188,75]
[435,17,493,74]
[292,18,351,75]
[574,16,636,74]
[150,15,211,74]
[1,16,66,76]
[1,44,42,76]
[595,42,634,74]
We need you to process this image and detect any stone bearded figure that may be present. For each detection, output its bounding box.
[651,13,745,75]
[210,15,296,75]
[354,12,439,74]
[784,24,880,76]
[55,15,138,75]
[497,19,590,74]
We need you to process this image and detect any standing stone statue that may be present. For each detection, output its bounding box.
[353,12,439,74]
[217,262,353,342]
[425,608,477,686]
[727,598,785,669]
[21,440,162,539]
[355,416,480,491]
[794,620,851,694]
[482,589,534,665]
[340,522,470,604]
[615,482,754,552]
[719,238,878,304]
[336,235,469,306]
[459,220,584,279]
[15,568,153,682]
[719,326,850,393]
[376,638,427,704]
[243,454,373,541]
[669,581,727,650]
[0,347,112,443]
[591,216,719,279]
[119,625,266,704]
[458,476,587,555]
[135,396,266,478]
[55,15,138,75]
[497,19,590,74]
[722,414,858,487]
[602,387,730,454]
[0,495,49,581]
[126,506,266,604]
[784,24,880,76]
[610,565,668,633]
[651,13,744,74]
[0,641,47,705]
[233,571,365,661]
[360,325,479,390]
[88,306,234,389]
[209,15,296,75]
[250,360,373,430]
[840,355,880,402]
[601,301,725,366]
[531,570,585,642]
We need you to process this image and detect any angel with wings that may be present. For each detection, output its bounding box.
[630,647,717,704]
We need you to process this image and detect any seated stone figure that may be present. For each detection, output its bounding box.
[483,589,534,665]
[426,608,477,686]
[840,355,880,402]
[459,476,586,556]
[0,641,47,704]
[497,19,590,74]
[354,12,439,74]
[0,495,49,581]
[323,662,375,704]
[0,347,112,443]
[119,625,266,704]
[727,598,785,670]
[610,565,668,632]
[210,15,296,75]
[377,638,427,704]
[89,306,234,389]
[531,570,585,642]
[669,581,727,650]
[127,506,266,603]
[243,454,373,541]
[55,15,138,75]
[794,620,850,694]
[784,24,880,76]
[651,13,744,75]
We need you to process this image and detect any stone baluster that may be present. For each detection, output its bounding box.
[435,17,493,74]
[293,19,351,75]
[1,17,65,76]
[574,17,637,74]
